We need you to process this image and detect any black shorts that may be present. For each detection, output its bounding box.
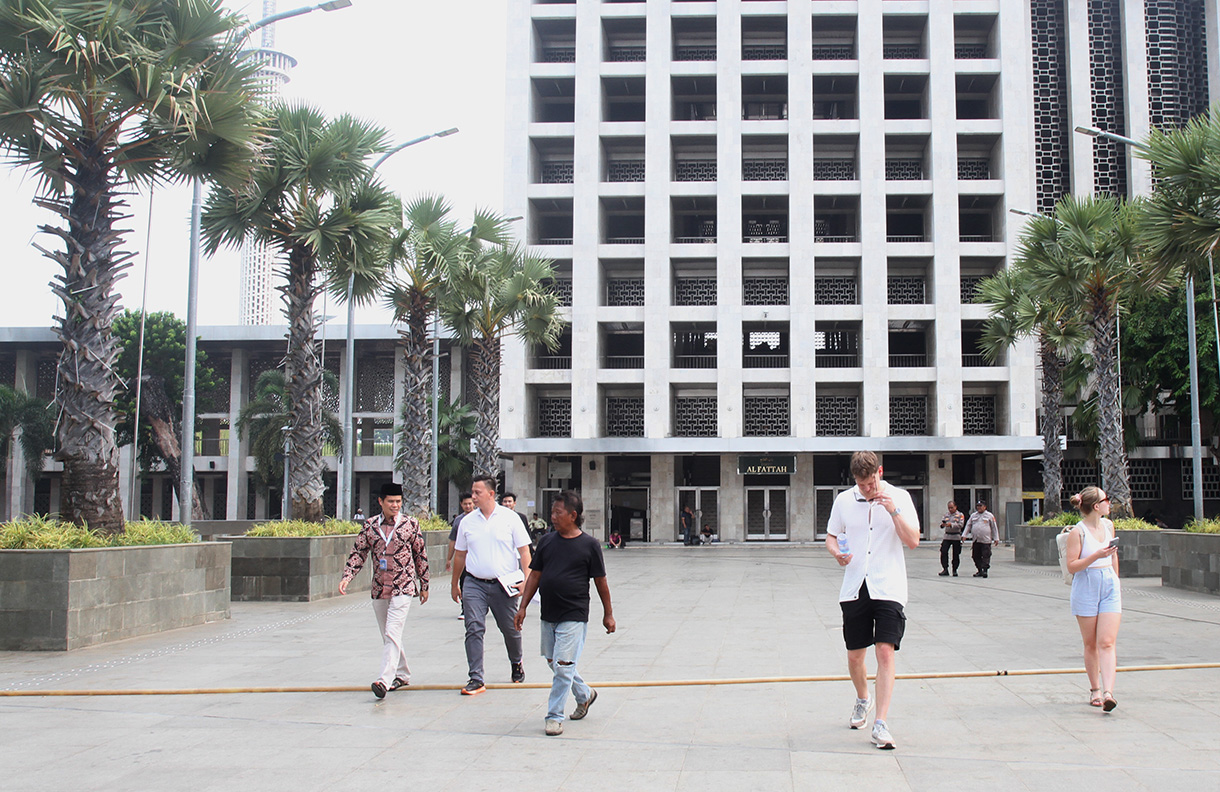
[840,582,906,651]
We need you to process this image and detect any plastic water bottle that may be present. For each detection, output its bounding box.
[837,534,849,556]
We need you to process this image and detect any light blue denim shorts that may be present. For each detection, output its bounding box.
[1070,566,1122,617]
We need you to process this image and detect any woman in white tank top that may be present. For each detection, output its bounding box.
[1064,486,1122,712]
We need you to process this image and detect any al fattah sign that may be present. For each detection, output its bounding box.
[738,455,796,475]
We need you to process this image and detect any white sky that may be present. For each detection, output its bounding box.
[1,0,507,328]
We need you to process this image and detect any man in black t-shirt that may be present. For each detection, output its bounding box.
[515,490,616,736]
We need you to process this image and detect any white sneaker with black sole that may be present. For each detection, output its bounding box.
[849,697,874,729]
[871,720,896,749]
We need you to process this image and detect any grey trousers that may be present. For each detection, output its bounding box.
[461,576,523,684]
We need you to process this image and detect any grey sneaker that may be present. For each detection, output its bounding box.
[871,720,896,749]
[849,697,874,729]
[571,688,597,720]
[545,719,563,736]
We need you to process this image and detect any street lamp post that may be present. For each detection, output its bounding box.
[179,1,355,528]
[337,127,459,521]
[1074,125,1204,520]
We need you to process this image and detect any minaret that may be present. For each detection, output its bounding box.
[239,0,298,325]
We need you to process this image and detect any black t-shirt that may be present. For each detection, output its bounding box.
[530,530,606,623]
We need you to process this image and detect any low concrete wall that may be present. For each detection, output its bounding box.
[1115,530,1166,578]
[425,530,450,574]
[0,543,231,651]
[1013,523,1061,566]
[192,520,262,542]
[1162,532,1220,595]
[228,535,368,602]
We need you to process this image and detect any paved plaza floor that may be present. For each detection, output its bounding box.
[2,544,1219,791]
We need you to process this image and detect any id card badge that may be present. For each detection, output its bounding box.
[378,558,388,571]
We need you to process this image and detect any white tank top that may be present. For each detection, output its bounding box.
[1076,520,1115,570]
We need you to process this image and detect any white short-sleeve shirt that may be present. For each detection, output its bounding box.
[455,504,532,579]
[827,482,918,605]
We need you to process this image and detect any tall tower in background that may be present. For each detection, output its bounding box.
[239,0,297,325]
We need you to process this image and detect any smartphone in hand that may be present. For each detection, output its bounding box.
[1107,536,1120,548]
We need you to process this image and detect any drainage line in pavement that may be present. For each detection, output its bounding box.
[3,662,1218,697]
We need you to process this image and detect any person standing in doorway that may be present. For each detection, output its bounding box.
[964,500,1000,578]
[826,451,920,750]
[679,504,694,545]
[938,501,965,576]
[514,490,616,736]
[451,476,533,695]
[339,482,430,699]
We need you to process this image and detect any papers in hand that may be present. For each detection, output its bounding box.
[497,569,526,597]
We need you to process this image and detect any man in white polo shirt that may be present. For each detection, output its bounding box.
[451,475,533,695]
[826,451,921,750]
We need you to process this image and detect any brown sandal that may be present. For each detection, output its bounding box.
[1102,691,1117,712]
[1089,689,1103,707]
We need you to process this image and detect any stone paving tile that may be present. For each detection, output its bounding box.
[2,545,1219,790]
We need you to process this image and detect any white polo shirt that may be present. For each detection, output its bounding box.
[827,482,918,605]
[455,504,532,580]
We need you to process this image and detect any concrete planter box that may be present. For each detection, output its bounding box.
[1013,523,1061,566]
[0,542,231,651]
[1013,523,1164,578]
[227,534,367,602]
[424,529,450,572]
[1162,532,1220,595]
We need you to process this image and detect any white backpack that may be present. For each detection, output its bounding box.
[1054,524,1080,585]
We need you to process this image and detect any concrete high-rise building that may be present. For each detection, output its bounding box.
[499,0,1216,543]
[239,1,297,326]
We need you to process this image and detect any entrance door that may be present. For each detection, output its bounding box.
[677,488,719,541]
[608,487,650,542]
[745,487,788,540]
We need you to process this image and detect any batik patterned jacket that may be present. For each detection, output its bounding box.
[341,513,430,599]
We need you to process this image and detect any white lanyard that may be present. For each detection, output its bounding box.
[377,517,396,548]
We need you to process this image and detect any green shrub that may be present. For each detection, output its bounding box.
[1112,518,1160,531]
[1184,518,1220,534]
[1027,511,1080,526]
[0,516,198,549]
[246,519,360,537]
[420,515,451,532]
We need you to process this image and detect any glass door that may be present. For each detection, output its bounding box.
[746,487,789,540]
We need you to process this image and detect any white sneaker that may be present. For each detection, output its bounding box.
[545,719,563,736]
[871,720,896,749]
[849,697,874,729]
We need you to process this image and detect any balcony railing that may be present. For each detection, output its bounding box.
[531,356,572,370]
[603,355,644,369]
[606,235,645,245]
[742,44,787,60]
[742,158,787,181]
[742,101,787,120]
[607,160,645,182]
[674,354,717,369]
[673,44,716,61]
[883,44,922,59]
[675,234,716,244]
[958,159,992,180]
[607,45,646,62]
[814,233,858,243]
[885,159,924,180]
[889,354,929,367]
[744,354,789,368]
[815,353,859,368]
[813,159,855,180]
[960,233,995,243]
[540,46,576,63]
[887,234,926,243]
[812,44,854,60]
[676,102,717,121]
[674,159,717,181]
[955,43,988,59]
[962,353,997,367]
[540,161,574,183]
[537,236,573,245]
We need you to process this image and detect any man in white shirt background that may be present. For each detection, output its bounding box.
[451,475,533,695]
[826,451,921,750]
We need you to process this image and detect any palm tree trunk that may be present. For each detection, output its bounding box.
[1092,302,1132,517]
[469,335,502,479]
[282,246,327,522]
[40,155,127,534]
[395,294,433,517]
[1039,332,1065,515]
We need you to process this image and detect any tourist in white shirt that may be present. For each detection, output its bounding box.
[450,475,533,695]
[826,451,921,750]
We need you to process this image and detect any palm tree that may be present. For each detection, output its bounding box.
[0,0,263,532]
[202,103,398,521]
[978,264,1087,516]
[1016,195,1151,518]
[1137,109,1220,271]
[384,196,479,516]
[235,369,342,495]
[440,237,563,478]
[393,394,476,511]
[0,385,55,518]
